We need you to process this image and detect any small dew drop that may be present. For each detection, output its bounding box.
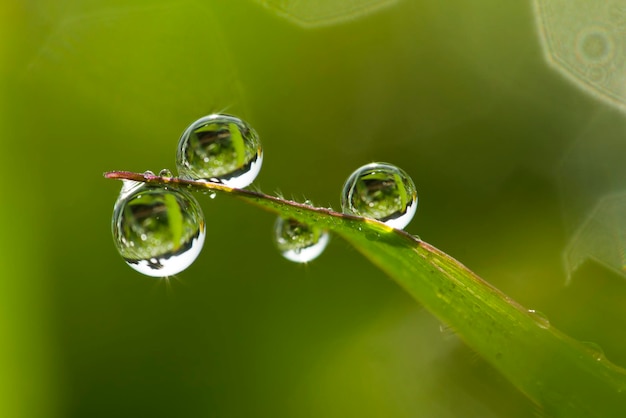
[143,170,155,179]
[528,309,551,329]
[341,162,418,229]
[158,168,173,178]
[273,217,329,263]
[176,114,263,188]
[582,341,606,362]
[111,182,205,277]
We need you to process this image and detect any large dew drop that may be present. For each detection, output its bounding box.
[274,217,329,263]
[112,181,206,277]
[341,162,417,229]
[176,114,263,188]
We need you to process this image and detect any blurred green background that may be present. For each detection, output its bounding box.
[3,0,626,417]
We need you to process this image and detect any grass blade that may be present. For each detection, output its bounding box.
[106,171,626,416]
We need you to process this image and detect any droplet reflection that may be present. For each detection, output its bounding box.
[112,181,205,277]
[274,217,329,263]
[341,162,418,229]
[176,114,263,188]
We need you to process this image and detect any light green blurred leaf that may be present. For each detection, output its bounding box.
[256,0,399,27]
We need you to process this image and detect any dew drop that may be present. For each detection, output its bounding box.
[158,168,173,178]
[528,309,551,329]
[273,217,329,263]
[341,162,418,229]
[111,182,205,277]
[582,341,606,361]
[176,114,263,188]
[143,170,155,179]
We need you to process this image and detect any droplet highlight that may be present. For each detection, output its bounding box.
[273,217,329,263]
[176,114,263,188]
[341,162,417,229]
[112,182,205,277]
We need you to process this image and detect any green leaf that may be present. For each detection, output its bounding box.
[255,0,399,27]
[106,171,626,417]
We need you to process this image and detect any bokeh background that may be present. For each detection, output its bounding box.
[3,0,626,417]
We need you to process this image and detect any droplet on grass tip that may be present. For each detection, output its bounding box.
[176,114,263,188]
[274,217,329,263]
[341,162,417,229]
[112,182,205,277]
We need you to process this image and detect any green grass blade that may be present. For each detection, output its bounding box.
[106,171,626,416]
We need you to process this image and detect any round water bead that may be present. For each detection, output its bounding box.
[176,114,263,188]
[112,181,206,277]
[274,217,329,263]
[341,162,417,229]
[158,168,173,178]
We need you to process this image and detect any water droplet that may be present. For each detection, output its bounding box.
[143,170,155,179]
[273,217,329,263]
[581,341,606,361]
[528,309,551,329]
[158,168,173,178]
[176,114,263,188]
[111,182,205,277]
[341,162,417,229]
